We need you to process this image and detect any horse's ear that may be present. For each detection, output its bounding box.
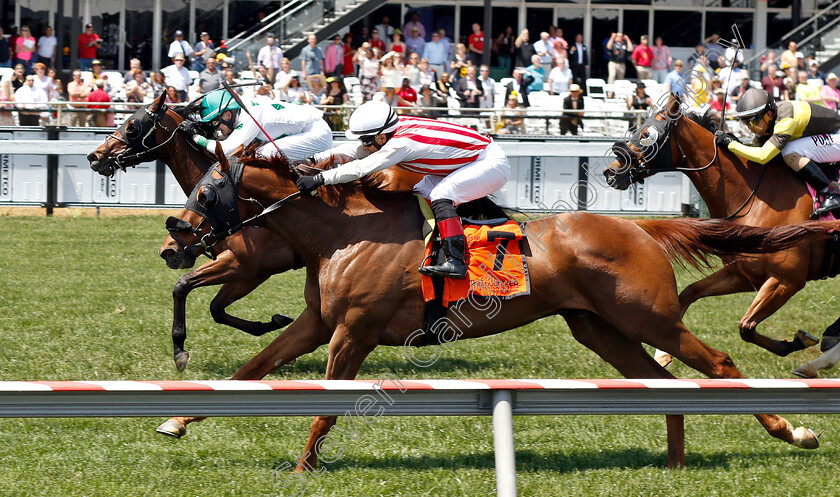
[149,91,166,113]
[214,142,230,172]
[664,92,682,120]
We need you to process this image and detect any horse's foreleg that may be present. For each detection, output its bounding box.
[210,278,294,336]
[158,308,332,438]
[565,313,684,467]
[296,323,378,473]
[738,277,816,357]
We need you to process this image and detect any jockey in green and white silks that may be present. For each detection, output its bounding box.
[187,89,332,160]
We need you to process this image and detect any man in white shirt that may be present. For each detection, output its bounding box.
[14,74,48,125]
[257,33,283,84]
[161,54,192,101]
[36,26,57,67]
[533,32,555,74]
[167,30,194,65]
[374,16,394,40]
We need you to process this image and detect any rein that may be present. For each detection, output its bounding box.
[107,106,183,170]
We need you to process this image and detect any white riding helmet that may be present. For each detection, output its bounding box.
[345,101,400,140]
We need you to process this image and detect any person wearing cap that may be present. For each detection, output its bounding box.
[297,100,511,279]
[324,34,344,77]
[808,59,826,85]
[161,54,191,101]
[715,87,840,216]
[168,30,194,66]
[89,60,110,93]
[558,84,583,135]
[796,51,807,72]
[821,73,840,111]
[183,88,332,162]
[77,23,101,71]
[626,82,651,112]
[257,33,283,84]
[86,79,111,127]
[192,32,215,73]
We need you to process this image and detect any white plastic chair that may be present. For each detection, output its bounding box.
[586,78,606,99]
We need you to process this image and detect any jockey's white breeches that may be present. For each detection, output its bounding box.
[413,141,511,204]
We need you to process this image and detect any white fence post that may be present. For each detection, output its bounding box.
[492,389,517,497]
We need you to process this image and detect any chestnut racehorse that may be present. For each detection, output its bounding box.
[604,94,836,369]
[87,93,422,371]
[156,150,831,471]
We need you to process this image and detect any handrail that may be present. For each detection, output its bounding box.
[228,0,318,53]
[744,0,840,67]
[225,0,308,47]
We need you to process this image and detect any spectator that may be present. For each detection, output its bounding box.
[380,51,403,88]
[322,76,348,104]
[164,85,182,104]
[664,60,686,96]
[760,51,777,74]
[560,83,584,135]
[686,55,712,106]
[66,69,91,126]
[686,43,705,69]
[300,34,325,83]
[606,31,631,84]
[369,28,386,52]
[780,41,798,73]
[0,75,13,125]
[397,77,418,108]
[192,32,214,73]
[323,35,344,77]
[354,44,380,101]
[257,33,282,84]
[36,26,57,67]
[468,23,485,65]
[547,57,572,95]
[374,16,394,40]
[761,64,785,101]
[796,50,806,72]
[730,75,752,103]
[417,58,435,87]
[437,29,452,60]
[251,82,275,103]
[494,26,514,75]
[168,30,194,65]
[406,27,425,56]
[709,87,730,113]
[514,29,535,69]
[478,64,495,109]
[15,26,36,73]
[821,73,840,111]
[703,33,723,69]
[497,92,524,134]
[403,12,425,39]
[525,54,545,92]
[626,82,651,111]
[124,71,150,103]
[808,60,826,86]
[432,71,452,102]
[795,70,822,104]
[717,58,746,89]
[422,31,448,76]
[31,63,54,100]
[417,85,443,116]
[87,79,112,126]
[161,54,191,101]
[342,34,356,77]
[15,73,47,125]
[89,60,107,86]
[304,74,326,104]
[631,35,653,81]
[77,23,101,71]
[124,58,144,82]
[404,52,421,91]
[568,33,588,87]
[149,70,166,97]
[532,31,554,74]
[451,43,470,81]
[379,84,399,106]
[10,63,25,91]
[0,27,10,68]
[650,36,671,83]
[549,26,568,61]
[47,68,62,99]
[278,75,303,103]
[274,58,298,90]
[197,57,222,93]
[389,30,406,54]
[8,27,18,63]
[505,68,533,107]
[455,64,482,108]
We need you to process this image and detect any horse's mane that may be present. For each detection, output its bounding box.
[683,106,722,134]
[173,100,204,120]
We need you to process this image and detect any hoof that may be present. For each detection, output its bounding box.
[174,351,190,372]
[156,418,187,438]
[795,330,820,349]
[821,335,840,353]
[792,363,818,379]
[654,349,673,368]
[792,426,820,450]
[272,313,294,329]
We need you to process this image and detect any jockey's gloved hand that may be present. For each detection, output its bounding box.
[714,130,741,149]
[296,173,324,194]
[180,120,201,138]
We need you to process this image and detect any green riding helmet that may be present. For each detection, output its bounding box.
[199,89,241,123]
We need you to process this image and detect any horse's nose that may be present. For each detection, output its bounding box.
[87,152,99,163]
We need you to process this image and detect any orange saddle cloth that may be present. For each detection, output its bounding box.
[421,220,531,306]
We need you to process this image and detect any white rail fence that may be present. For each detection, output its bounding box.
[3,378,840,497]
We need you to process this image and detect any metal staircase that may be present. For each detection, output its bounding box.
[227,0,387,67]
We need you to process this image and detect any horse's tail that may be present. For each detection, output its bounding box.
[633,218,836,270]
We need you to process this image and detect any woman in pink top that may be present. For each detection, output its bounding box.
[15,26,36,73]
[821,73,840,110]
[651,36,672,84]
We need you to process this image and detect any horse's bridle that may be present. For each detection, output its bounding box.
[104,104,184,171]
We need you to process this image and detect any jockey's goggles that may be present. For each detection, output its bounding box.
[743,113,765,127]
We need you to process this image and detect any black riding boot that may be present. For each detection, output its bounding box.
[419,199,468,279]
[798,160,840,216]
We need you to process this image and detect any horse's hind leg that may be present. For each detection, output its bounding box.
[564,313,685,468]
[211,278,294,336]
[793,340,840,378]
[737,277,817,357]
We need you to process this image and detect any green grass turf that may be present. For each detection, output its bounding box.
[1,214,840,496]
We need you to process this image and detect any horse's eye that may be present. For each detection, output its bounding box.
[197,185,218,209]
[125,119,141,139]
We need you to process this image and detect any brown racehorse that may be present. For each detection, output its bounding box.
[604,94,833,368]
[155,150,832,472]
[87,93,423,371]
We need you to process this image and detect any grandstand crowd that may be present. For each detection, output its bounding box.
[0,17,838,135]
